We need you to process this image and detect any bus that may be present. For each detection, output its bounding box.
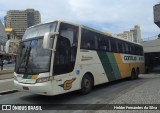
[6,20,145,95]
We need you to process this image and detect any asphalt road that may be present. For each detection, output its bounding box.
[0,74,160,113]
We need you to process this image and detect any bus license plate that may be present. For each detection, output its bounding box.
[23,86,29,90]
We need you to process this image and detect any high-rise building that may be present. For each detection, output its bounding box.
[154,3,160,28]
[116,25,142,43]
[117,31,132,41]
[0,20,8,58]
[130,25,142,43]
[5,9,41,39]
[129,31,134,42]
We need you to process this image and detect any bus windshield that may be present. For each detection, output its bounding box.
[15,22,56,74]
[23,22,56,39]
[15,37,53,74]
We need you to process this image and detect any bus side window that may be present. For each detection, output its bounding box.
[135,46,138,55]
[94,35,98,50]
[130,44,135,54]
[122,42,125,53]
[110,39,117,53]
[128,44,132,54]
[125,44,129,54]
[140,46,143,55]
[80,29,96,50]
[117,41,123,53]
[108,39,111,52]
[99,35,110,51]
[138,46,142,55]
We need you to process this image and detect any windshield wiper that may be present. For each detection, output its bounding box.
[18,44,34,74]
[25,47,34,74]
[17,46,29,73]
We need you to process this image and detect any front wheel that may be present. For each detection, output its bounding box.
[80,74,93,94]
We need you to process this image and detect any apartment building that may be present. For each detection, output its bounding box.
[5,9,41,39]
[116,25,142,43]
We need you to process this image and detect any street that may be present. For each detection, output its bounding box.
[0,73,160,113]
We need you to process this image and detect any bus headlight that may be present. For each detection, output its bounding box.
[36,77,53,83]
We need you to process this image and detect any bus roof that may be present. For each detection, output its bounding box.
[27,20,142,46]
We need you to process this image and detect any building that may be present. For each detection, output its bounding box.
[0,20,8,59]
[5,28,20,55]
[117,31,133,41]
[116,25,142,43]
[131,25,142,43]
[5,9,41,39]
[141,39,160,72]
[140,3,160,73]
[154,3,160,27]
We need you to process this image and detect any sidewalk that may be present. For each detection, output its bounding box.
[0,74,17,94]
[0,73,14,80]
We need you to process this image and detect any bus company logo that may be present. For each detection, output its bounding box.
[124,56,137,61]
[59,78,76,90]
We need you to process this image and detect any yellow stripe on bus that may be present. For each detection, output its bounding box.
[32,75,38,79]
[114,53,144,78]
[114,53,129,78]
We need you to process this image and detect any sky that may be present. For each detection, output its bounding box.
[0,0,159,39]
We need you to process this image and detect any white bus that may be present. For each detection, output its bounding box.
[6,20,145,95]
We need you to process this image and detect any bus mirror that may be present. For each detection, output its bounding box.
[5,40,11,54]
[43,32,58,49]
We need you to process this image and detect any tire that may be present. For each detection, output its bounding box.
[136,68,140,79]
[80,74,93,94]
[131,69,137,80]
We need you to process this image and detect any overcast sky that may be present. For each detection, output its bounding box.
[0,0,159,39]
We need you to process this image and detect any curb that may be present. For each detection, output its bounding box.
[0,72,14,75]
[0,70,14,75]
[0,77,14,80]
[0,89,18,95]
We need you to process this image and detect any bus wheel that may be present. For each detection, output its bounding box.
[80,74,93,94]
[131,69,137,80]
[136,68,140,79]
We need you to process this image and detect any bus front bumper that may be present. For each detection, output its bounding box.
[14,80,53,95]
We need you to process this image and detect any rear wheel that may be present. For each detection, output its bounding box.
[80,74,93,94]
[136,68,140,79]
[131,69,137,80]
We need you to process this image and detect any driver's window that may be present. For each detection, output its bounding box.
[61,30,74,46]
[53,23,78,75]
